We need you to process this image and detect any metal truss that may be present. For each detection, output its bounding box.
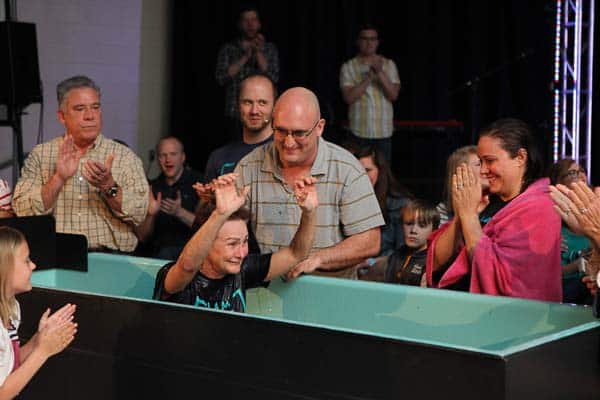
[553,0,595,178]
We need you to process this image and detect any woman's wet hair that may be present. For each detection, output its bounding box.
[479,118,544,193]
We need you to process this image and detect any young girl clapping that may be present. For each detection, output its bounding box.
[0,226,77,399]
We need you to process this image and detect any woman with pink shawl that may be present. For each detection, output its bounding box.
[426,118,561,302]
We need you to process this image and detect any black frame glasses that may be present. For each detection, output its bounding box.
[272,119,320,139]
[562,168,587,179]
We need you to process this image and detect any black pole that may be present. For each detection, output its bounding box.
[4,0,12,21]
[12,115,23,183]
[469,79,480,144]
[3,0,24,181]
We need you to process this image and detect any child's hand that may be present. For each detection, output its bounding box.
[38,303,76,333]
[37,321,77,358]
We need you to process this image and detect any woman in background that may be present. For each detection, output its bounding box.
[437,146,489,225]
[550,179,600,298]
[548,158,592,304]
[344,143,412,257]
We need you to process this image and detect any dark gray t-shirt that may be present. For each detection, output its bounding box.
[153,253,271,313]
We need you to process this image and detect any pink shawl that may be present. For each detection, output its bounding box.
[426,178,561,302]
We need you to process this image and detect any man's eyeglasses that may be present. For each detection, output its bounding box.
[563,168,587,179]
[272,119,320,139]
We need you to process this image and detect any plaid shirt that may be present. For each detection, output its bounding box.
[215,38,279,118]
[13,134,149,252]
[340,56,400,139]
[234,137,384,278]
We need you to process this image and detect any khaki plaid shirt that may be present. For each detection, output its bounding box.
[340,56,400,139]
[13,134,148,252]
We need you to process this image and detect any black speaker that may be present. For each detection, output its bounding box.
[0,215,56,268]
[0,21,42,121]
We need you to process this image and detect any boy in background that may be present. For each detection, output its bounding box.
[359,200,440,286]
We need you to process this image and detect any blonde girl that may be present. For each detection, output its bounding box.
[0,226,77,399]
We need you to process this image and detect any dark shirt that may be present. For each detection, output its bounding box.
[204,136,273,182]
[153,253,272,313]
[385,245,428,286]
[143,168,201,259]
[479,195,510,226]
[380,195,410,256]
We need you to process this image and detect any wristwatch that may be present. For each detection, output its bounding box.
[104,183,119,198]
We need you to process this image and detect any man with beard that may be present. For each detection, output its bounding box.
[215,7,279,141]
[135,137,201,259]
[203,73,276,182]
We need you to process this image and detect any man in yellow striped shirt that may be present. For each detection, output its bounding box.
[340,24,400,163]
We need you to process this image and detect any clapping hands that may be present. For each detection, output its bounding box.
[452,163,482,218]
[549,181,600,242]
[82,154,115,192]
[160,191,183,217]
[36,303,77,358]
[56,134,82,182]
[367,56,384,81]
[370,56,383,74]
[253,33,265,52]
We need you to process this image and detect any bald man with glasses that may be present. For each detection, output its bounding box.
[234,87,384,279]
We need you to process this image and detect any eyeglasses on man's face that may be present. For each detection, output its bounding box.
[272,119,320,139]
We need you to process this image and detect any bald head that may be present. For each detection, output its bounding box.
[157,136,186,183]
[239,74,277,101]
[273,87,321,122]
[157,136,184,154]
[272,87,325,168]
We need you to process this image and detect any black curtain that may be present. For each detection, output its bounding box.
[171,0,589,199]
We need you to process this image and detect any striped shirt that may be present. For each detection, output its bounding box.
[234,137,384,262]
[13,134,149,252]
[340,56,400,139]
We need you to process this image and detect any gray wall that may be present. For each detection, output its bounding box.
[0,0,170,186]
